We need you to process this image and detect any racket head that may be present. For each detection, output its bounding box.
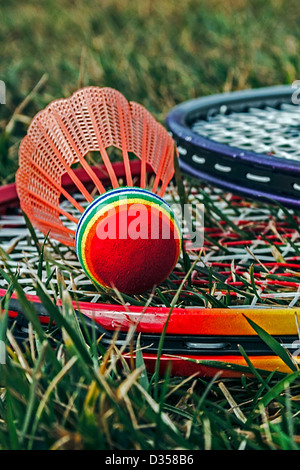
[1,164,300,377]
[166,85,300,208]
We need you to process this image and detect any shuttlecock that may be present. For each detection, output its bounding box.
[16,87,181,294]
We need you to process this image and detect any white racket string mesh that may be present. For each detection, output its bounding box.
[2,182,300,308]
[191,103,300,161]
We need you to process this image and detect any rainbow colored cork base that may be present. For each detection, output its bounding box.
[75,187,182,294]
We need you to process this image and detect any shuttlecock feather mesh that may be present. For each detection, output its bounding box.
[16,87,176,246]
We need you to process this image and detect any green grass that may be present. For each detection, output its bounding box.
[1,264,300,451]
[2,0,300,450]
[2,0,300,184]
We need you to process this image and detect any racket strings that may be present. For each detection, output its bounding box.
[179,185,300,305]
[2,181,300,308]
[191,102,300,161]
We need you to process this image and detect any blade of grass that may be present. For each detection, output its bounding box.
[35,280,93,368]
[135,333,150,392]
[243,315,299,372]
[19,341,49,447]
[22,211,42,255]
[5,392,19,450]
[259,371,300,408]
[28,355,78,450]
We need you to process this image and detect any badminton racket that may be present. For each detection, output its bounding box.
[1,162,300,377]
[166,84,300,209]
